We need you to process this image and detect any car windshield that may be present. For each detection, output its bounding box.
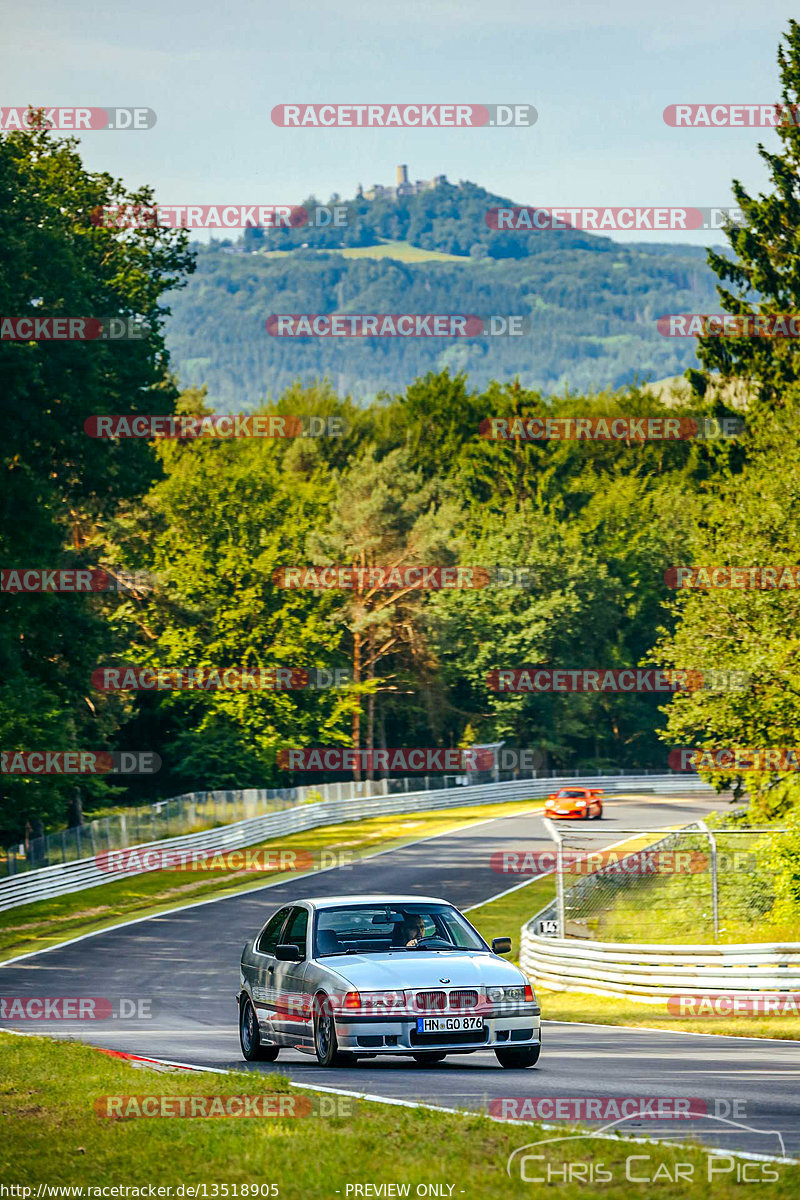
[558,790,586,798]
[314,903,487,956]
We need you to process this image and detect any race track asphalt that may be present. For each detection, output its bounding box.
[2,791,798,1161]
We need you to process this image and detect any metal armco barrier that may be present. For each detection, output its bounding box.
[519,926,800,1002]
[0,773,712,911]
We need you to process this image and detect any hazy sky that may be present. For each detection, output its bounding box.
[3,0,797,245]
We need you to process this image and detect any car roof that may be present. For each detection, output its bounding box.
[298,895,450,910]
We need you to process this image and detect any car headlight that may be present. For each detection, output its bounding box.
[487,984,536,1004]
[576,800,587,807]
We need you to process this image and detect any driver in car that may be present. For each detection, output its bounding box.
[399,915,426,947]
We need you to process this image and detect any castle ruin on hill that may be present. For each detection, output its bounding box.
[358,165,448,202]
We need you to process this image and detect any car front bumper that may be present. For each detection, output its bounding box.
[333,1008,541,1053]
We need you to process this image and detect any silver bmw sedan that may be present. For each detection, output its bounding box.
[238,894,541,1068]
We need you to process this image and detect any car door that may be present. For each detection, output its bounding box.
[251,906,292,1042]
[271,905,313,1050]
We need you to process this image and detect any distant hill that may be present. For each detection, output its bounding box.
[164,179,721,407]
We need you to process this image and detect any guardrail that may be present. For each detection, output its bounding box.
[519,924,800,1001]
[2,764,694,877]
[0,772,714,912]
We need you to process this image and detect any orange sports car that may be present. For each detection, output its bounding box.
[544,787,603,819]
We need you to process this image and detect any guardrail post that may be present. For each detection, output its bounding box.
[698,820,719,941]
[542,818,565,937]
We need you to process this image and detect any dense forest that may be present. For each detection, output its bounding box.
[166,238,717,406]
[3,23,800,848]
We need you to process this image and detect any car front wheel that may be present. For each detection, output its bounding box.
[495,1044,540,1068]
[239,996,279,1062]
[313,994,354,1067]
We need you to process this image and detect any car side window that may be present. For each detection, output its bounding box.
[257,908,290,956]
[282,907,308,957]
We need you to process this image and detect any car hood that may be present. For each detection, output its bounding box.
[316,951,526,990]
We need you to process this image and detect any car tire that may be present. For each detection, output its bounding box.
[594,806,603,819]
[313,994,355,1067]
[239,996,279,1062]
[495,1044,540,1068]
[412,1053,447,1064]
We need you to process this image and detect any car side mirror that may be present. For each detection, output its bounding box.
[492,937,512,955]
[276,943,303,961]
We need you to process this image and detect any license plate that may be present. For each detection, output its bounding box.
[416,1015,484,1033]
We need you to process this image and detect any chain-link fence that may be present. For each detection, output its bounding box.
[0,776,453,876]
[540,817,798,944]
[1,766,700,877]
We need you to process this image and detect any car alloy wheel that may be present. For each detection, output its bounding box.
[313,994,354,1067]
[239,996,279,1063]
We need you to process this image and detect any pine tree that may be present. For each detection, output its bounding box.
[690,20,800,415]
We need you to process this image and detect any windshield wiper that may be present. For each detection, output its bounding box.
[318,947,392,956]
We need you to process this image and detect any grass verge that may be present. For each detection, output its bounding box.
[1,1033,795,1196]
[0,797,541,963]
[538,989,800,1041]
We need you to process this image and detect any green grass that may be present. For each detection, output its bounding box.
[468,875,556,962]
[2,1033,796,1195]
[336,240,471,263]
[0,797,542,963]
[259,239,471,264]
